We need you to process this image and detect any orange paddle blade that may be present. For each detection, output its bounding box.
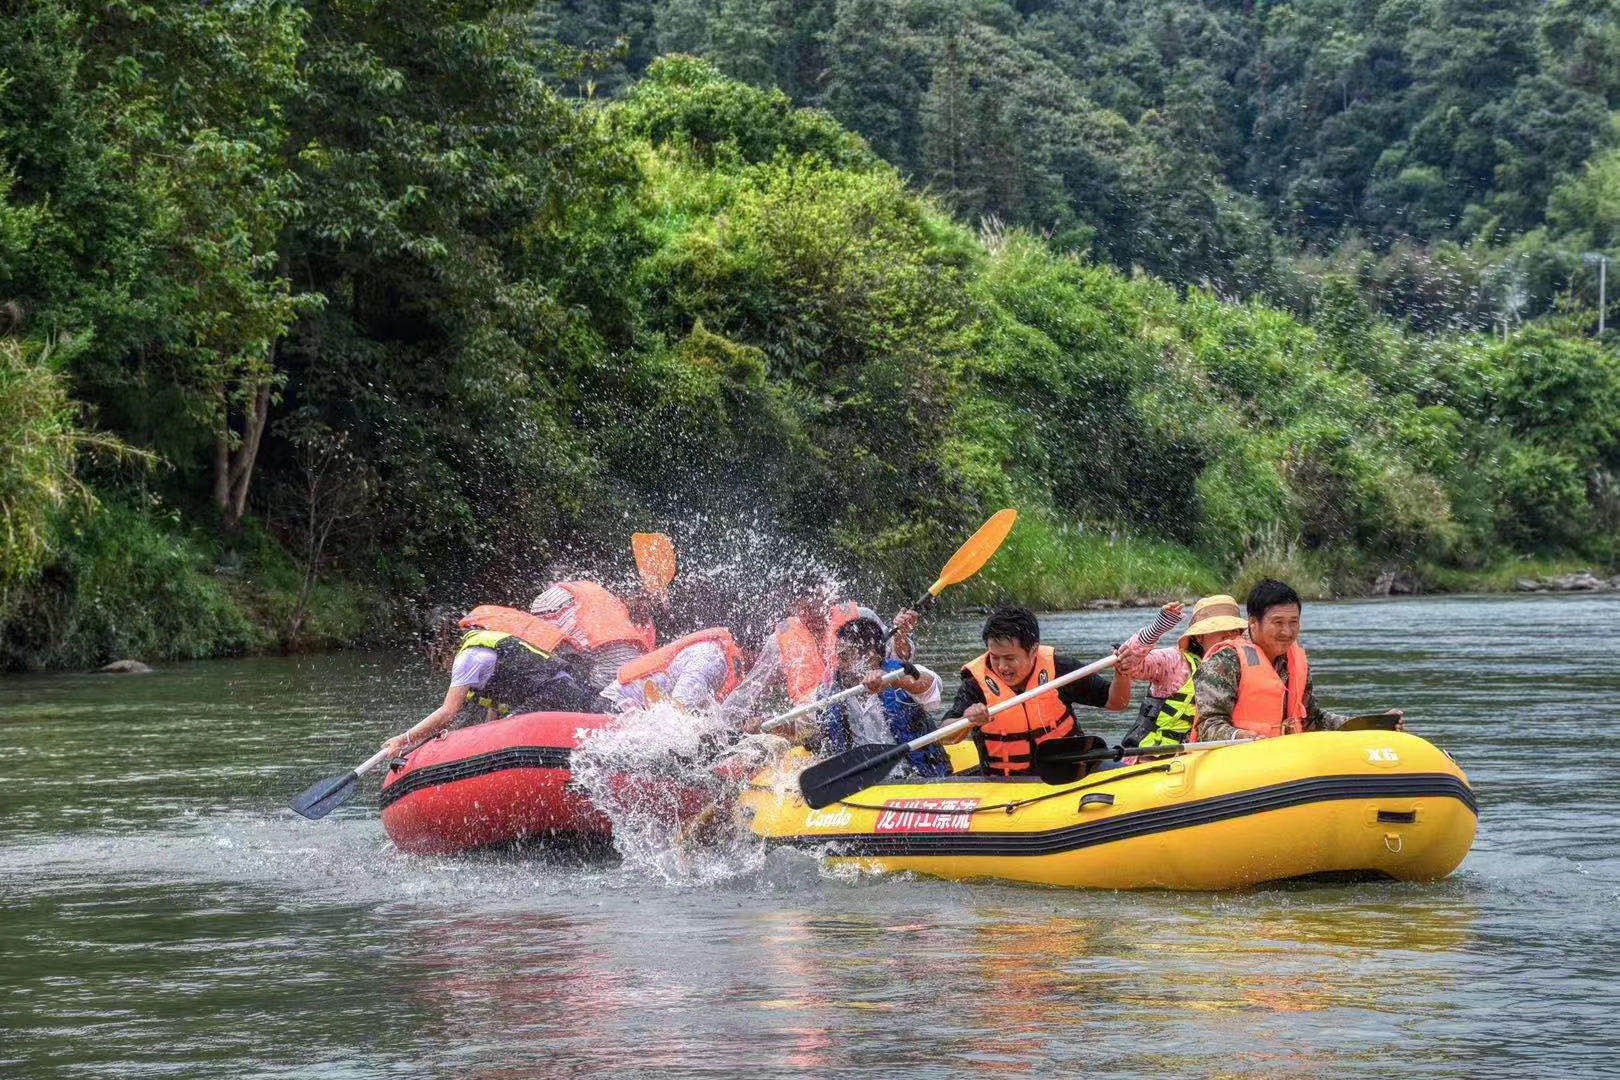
[632,532,677,593]
[928,509,1018,595]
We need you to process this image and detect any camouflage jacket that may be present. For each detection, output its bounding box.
[1193,641,1345,741]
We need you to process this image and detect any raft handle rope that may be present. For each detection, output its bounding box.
[819,760,1177,818]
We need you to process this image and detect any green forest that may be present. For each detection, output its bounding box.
[2,0,1617,670]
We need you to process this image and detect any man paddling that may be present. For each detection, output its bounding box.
[1193,579,1401,740]
[807,617,950,778]
[943,607,1133,776]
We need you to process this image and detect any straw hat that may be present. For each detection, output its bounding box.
[1177,594,1247,652]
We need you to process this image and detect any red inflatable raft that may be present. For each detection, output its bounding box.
[378,711,715,855]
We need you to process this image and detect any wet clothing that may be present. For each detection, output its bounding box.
[944,649,1113,777]
[820,660,950,778]
[776,603,864,704]
[1194,636,1345,741]
[530,582,650,691]
[451,631,599,716]
[720,604,889,718]
[604,629,747,711]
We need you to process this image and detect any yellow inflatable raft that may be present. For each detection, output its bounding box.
[739,730,1476,891]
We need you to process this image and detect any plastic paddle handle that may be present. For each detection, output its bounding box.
[761,667,911,732]
[354,746,395,778]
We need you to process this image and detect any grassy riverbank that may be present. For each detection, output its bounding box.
[955,512,1615,611]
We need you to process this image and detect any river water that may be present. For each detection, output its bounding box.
[3,594,1618,1078]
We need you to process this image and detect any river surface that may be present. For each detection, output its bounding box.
[3,594,1618,1078]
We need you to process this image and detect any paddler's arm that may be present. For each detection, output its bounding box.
[1104,665,1133,711]
[1051,653,1125,712]
[939,672,987,742]
[1191,647,1249,741]
[862,662,939,702]
[888,608,920,663]
[382,683,466,756]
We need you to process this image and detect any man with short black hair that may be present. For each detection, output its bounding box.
[943,606,1132,777]
[1194,579,1398,740]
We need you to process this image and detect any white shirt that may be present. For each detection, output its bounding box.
[832,664,943,745]
[601,640,731,712]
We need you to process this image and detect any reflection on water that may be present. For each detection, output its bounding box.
[2,594,1618,1077]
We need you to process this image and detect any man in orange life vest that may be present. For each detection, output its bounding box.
[943,607,1133,777]
[1193,578,1402,740]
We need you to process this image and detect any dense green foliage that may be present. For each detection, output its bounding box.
[1,4,1616,669]
[545,0,1620,332]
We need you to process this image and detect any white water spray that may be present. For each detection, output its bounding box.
[570,702,793,886]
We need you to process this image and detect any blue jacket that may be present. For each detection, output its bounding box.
[821,660,951,778]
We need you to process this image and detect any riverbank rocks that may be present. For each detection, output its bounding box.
[99,659,153,674]
[1513,571,1618,593]
[1371,570,1421,596]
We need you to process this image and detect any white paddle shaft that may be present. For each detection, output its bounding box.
[901,653,1120,753]
[761,669,907,732]
[353,747,394,778]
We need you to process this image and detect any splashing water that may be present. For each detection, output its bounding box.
[570,702,793,886]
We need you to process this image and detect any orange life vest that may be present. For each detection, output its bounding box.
[776,602,863,704]
[555,580,655,653]
[964,645,1075,777]
[1205,638,1310,738]
[457,605,568,654]
[614,627,747,700]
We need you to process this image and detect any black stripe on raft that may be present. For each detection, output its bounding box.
[378,746,572,810]
[780,773,1477,859]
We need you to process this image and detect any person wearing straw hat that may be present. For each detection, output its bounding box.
[1116,596,1248,749]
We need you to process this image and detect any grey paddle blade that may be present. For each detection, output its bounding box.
[290,770,359,820]
[798,743,907,809]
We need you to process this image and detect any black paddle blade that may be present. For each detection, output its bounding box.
[1031,735,1113,785]
[1341,712,1403,732]
[799,743,908,809]
[290,770,359,820]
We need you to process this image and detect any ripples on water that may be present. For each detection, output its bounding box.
[2,595,1618,1077]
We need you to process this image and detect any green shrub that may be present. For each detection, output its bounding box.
[4,501,265,670]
